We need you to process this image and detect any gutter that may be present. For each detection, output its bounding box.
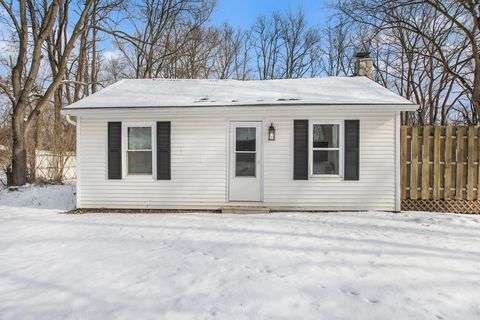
[62,103,419,113]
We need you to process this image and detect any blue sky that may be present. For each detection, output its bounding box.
[211,0,333,28]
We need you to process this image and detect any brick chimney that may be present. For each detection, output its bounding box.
[355,52,373,79]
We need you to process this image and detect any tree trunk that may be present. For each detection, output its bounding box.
[53,88,64,182]
[11,108,26,186]
[472,59,480,125]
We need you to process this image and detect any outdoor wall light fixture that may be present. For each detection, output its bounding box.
[268,123,275,141]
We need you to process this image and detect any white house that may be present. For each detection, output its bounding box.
[63,69,416,211]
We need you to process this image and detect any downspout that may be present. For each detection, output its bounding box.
[395,111,401,212]
[64,113,80,208]
[66,115,77,126]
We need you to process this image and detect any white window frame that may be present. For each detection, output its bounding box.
[309,120,344,178]
[234,126,258,178]
[122,122,156,179]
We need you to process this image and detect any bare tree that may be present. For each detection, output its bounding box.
[336,0,480,124]
[233,30,253,80]
[252,14,283,79]
[0,0,94,185]
[106,0,215,79]
[103,55,128,84]
[174,24,218,78]
[214,23,249,79]
[421,0,480,124]
[320,18,355,76]
[279,9,321,78]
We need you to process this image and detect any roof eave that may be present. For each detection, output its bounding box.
[62,102,418,115]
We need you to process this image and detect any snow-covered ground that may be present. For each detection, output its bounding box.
[0,184,480,319]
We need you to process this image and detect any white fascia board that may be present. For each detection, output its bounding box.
[62,104,418,116]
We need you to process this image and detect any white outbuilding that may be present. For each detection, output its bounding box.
[63,74,416,211]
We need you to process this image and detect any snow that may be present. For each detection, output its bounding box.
[0,183,75,210]
[1,185,480,319]
[63,77,416,111]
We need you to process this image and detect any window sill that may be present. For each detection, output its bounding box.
[123,174,155,181]
[309,175,343,180]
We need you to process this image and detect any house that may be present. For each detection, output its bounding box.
[62,57,416,212]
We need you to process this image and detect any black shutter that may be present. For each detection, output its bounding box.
[294,120,309,180]
[107,122,122,179]
[157,121,171,180]
[344,120,360,180]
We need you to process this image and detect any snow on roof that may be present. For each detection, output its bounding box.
[63,77,416,111]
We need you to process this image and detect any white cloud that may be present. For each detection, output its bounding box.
[103,49,122,60]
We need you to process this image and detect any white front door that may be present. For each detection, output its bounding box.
[229,121,262,202]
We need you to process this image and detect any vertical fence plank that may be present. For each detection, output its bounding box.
[422,126,431,199]
[444,126,453,200]
[411,127,419,200]
[456,127,465,200]
[433,127,442,200]
[467,127,476,200]
[401,126,408,200]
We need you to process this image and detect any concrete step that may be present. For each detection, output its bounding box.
[221,206,271,214]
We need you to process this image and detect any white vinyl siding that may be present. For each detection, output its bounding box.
[76,106,396,211]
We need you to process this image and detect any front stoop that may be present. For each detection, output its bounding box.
[221,206,271,214]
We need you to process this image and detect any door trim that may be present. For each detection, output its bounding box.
[227,120,264,202]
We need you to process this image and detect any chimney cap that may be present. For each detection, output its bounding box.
[355,51,371,58]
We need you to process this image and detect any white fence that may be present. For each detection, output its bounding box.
[35,150,76,181]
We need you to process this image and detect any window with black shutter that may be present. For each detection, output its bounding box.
[107,122,122,179]
[295,119,360,181]
[344,120,360,180]
[293,120,309,180]
[156,122,171,180]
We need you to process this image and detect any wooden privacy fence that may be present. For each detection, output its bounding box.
[401,126,480,213]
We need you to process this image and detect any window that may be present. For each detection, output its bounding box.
[311,122,342,176]
[127,126,152,174]
[235,127,256,177]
